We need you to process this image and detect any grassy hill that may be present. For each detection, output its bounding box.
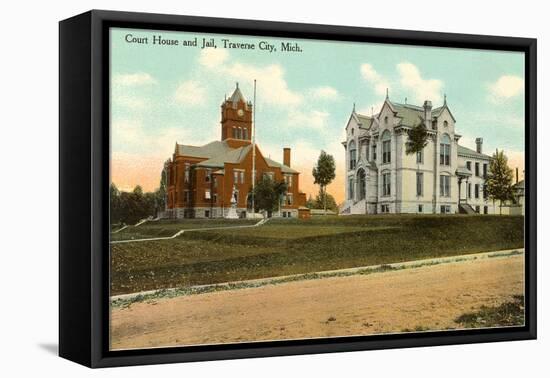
[110,215,524,296]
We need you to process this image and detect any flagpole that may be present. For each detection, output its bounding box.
[251,79,256,218]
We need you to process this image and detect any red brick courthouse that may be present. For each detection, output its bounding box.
[163,84,310,219]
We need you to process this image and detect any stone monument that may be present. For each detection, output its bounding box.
[225,185,239,219]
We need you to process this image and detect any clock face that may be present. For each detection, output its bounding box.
[237,109,244,117]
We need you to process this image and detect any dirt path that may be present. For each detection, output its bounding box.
[110,254,524,350]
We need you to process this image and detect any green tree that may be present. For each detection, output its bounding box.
[154,168,168,215]
[110,184,158,226]
[132,185,143,197]
[314,191,338,212]
[305,194,316,209]
[251,176,288,216]
[312,151,336,214]
[405,124,429,155]
[273,180,288,214]
[110,183,121,225]
[485,150,514,215]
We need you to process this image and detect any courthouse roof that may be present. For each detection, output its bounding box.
[230,84,246,104]
[355,113,374,129]
[457,145,492,160]
[354,101,449,130]
[265,157,298,174]
[177,141,231,158]
[391,102,426,127]
[176,140,297,173]
[196,144,253,168]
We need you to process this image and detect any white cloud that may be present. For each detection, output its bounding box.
[225,63,302,106]
[111,73,156,111]
[112,118,189,156]
[469,111,524,129]
[112,72,157,86]
[358,101,384,117]
[286,109,330,131]
[111,119,143,148]
[360,63,390,96]
[113,95,147,110]
[310,86,340,100]
[198,48,229,68]
[260,139,338,170]
[199,50,302,107]
[174,80,207,106]
[488,75,524,103]
[397,62,443,103]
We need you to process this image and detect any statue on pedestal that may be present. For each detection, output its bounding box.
[225,185,239,219]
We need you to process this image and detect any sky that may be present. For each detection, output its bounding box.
[110,27,525,203]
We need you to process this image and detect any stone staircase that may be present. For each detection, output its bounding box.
[350,199,367,215]
[459,203,476,214]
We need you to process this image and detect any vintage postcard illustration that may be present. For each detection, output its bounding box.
[109,28,525,350]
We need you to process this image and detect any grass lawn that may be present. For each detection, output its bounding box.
[454,295,525,328]
[110,215,524,296]
[111,218,258,241]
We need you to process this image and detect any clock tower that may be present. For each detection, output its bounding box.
[221,83,253,145]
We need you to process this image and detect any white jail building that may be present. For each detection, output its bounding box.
[341,95,497,215]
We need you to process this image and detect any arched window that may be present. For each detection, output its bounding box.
[444,120,449,128]
[357,169,366,200]
[349,140,356,170]
[440,134,451,166]
[381,130,391,164]
[384,116,389,125]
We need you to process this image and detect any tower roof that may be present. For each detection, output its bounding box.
[229,82,246,104]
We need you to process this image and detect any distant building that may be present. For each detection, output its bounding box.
[342,94,498,215]
[163,84,310,219]
[512,179,525,215]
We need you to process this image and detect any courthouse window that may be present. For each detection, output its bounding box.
[349,140,357,170]
[382,131,391,164]
[416,172,423,196]
[416,149,423,164]
[440,134,451,166]
[440,175,451,197]
[383,172,391,196]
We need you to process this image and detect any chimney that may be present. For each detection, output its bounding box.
[423,100,432,129]
[476,138,483,154]
[283,147,291,167]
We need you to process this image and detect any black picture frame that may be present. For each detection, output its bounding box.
[59,9,537,368]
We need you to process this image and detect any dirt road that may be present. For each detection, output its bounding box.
[110,254,524,350]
